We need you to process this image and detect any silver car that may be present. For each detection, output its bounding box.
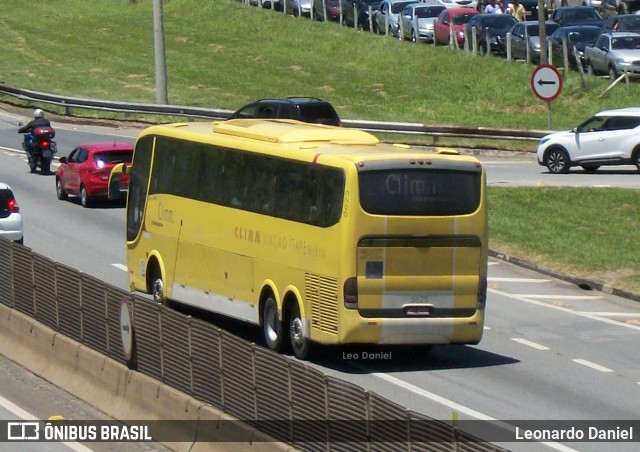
[372,0,416,36]
[398,2,446,43]
[0,182,24,245]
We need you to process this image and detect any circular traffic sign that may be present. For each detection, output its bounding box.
[530,64,563,102]
[120,298,133,361]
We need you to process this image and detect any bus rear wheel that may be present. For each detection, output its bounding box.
[288,302,312,360]
[263,296,285,353]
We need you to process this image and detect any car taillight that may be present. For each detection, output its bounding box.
[344,277,358,309]
[8,198,19,213]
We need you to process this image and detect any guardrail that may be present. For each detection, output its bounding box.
[0,83,550,142]
[0,237,509,450]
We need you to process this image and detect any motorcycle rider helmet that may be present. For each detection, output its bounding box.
[33,109,44,119]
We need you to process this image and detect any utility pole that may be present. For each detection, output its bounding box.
[153,0,168,104]
[538,0,548,65]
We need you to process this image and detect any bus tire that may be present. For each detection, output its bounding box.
[149,264,169,306]
[263,296,285,353]
[288,302,312,360]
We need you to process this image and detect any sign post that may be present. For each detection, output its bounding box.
[530,64,563,129]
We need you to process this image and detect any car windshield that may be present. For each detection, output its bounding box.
[565,8,601,21]
[611,36,640,50]
[94,151,133,166]
[620,16,640,31]
[391,1,414,13]
[416,6,445,18]
[453,13,476,25]
[526,23,559,36]
[298,104,341,126]
[568,29,600,43]
[481,16,516,30]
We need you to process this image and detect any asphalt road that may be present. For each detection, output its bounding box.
[1,110,640,452]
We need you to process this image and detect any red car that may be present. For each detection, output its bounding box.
[55,142,134,207]
[434,7,479,48]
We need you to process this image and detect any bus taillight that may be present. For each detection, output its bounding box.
[344,277,358,309]
[477,276,487,309]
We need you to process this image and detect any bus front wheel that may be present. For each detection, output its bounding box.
[263,296,285,353]
[288,302,312,360]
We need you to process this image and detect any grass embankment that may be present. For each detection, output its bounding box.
[489,187,640,294]
[1,1,638,294]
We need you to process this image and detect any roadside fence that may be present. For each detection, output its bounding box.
[0,237,509,451]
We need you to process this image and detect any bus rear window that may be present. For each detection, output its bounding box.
[359,168,481,216]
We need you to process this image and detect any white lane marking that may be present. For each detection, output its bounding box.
[371,372,579,452]
[511,294,602,300]
[511,338,550,350]
[489,288,640,332]
[488,277,551,283]
[488,261,499,265]
[483,326,491,330]
[0,394,93,451]
[581,312,640,317]
[112,263,127,272]
[572,359,614,373]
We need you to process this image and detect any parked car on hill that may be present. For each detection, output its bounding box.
[536,107,640,174]
[434,7,479,47]
[584,31,640,79]
[601,14,640,33]
[55,142,134,207]
[598,0,640,17]
[0,183,23,245]
[313,0,341,21]
[398,2,446,42]
[286,0,312,16]
[508,20,560,63]
[372,0,416,35]
[463,13,517,56]
[550,6,604,28]
[547,25,601,70]
[438,0,479,9]
[228,97,342,126]
[342,0,381,29]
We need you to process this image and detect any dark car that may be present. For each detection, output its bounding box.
[550,6,604,28]
[601,14,640,33]
[55,142,134,207]
[228,97,342,126]
[509,20,561,63]
[547,25,601,69]
[464,13,518,55]
[313,0,341,21]
[342,0,381,30]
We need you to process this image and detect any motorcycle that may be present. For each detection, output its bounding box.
[19,123,57,174]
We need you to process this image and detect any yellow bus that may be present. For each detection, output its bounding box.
[114,119,488,359]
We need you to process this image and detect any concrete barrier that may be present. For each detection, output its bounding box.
[0,304,293,452]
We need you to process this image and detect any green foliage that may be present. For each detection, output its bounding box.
[489,187,640,292]
[0,0,637,130]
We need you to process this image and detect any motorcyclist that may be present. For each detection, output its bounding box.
[18,109,51,157]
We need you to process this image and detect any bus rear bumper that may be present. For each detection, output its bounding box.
[341,312,484,345]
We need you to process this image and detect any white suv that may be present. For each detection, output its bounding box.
[0,182,23,245]
[536,107,640,174]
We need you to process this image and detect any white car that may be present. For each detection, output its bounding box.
[536,107,640,174]
[438,0,479,10]
[0,182,24,245]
